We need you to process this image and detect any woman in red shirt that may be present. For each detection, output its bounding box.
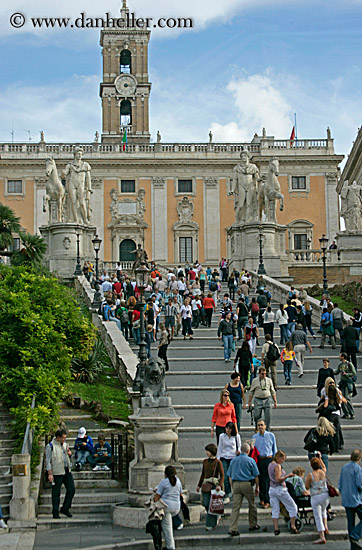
[211,390,237,443]
[203,293,216,328]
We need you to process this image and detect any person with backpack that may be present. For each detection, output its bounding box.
[291,323,313,378]
[261,335,280,390]
[334,352,357,419]
[209,277,219,305]
[257,290,268,327]
[249,298,259,325]
[45,429,75,519]
[236,298,249,340]
[280,341,300,385]
[116,299,130,340]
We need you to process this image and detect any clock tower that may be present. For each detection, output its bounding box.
[100,0,151,144]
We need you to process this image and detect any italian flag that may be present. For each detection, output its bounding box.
[290,126,295,146]
[121,129,127,151]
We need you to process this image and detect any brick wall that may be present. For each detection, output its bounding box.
[289,265,362,285]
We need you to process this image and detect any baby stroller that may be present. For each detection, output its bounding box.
[280,481,314,531]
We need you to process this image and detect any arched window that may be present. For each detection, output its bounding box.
[120,99,132,126]
[120,49,131,74]
[119,239,136,261]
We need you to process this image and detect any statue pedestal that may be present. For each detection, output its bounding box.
[228,221,289,278]
[336,231,362,265]
[39,223,96,278]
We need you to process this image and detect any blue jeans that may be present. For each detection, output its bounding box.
[355,328,361,352]
[76,450,91,465]
[286,321,296,339]
[280,324,288,344]
[109,317,121,331]
[223,334,233,360]
[345,505,362,544]
[283,360,292,383]
[133,327,140,344]
[202,491,217,528]
[233,402,242,431]
[220,458,232,495]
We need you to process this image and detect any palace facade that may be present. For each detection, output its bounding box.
[0,2,344,268]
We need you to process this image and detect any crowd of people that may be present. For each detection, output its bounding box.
[79,258,362,549]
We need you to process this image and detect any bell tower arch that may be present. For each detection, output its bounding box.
[100,0,151,144]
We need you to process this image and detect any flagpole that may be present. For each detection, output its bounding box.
[294,112,297,143]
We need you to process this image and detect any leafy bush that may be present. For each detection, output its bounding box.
[71,337,111,383]
[0,265,96,438]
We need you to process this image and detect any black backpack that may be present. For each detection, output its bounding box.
[210,281,218,291]
[267,342,280,361]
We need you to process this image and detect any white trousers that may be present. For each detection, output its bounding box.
[269,486,297,519]
[248,338,256,355]
[161,507,180,550]
[311,492,329,532]
[294,344,306,375]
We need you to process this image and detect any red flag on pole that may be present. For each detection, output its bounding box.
[290,126,295,146]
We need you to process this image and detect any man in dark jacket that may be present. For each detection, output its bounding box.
[341,320,359,370]
[218,312,236,363]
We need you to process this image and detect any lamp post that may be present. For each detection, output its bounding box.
[135,261,150,363]
[92,233,102,309]
[319,234,329,293]
[74,233,82,276]
[257,226,266,275]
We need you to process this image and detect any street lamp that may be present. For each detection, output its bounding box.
[319,234,329,293]
[92,233,102,309]
[74,233,82,276]
[135,261,150,363]
[257,226,266,275]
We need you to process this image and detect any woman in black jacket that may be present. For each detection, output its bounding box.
[304,416,335,472]
[233,340,253,388]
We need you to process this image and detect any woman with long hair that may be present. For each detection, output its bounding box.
[211,390,237,443]
[217,422,241,501]
[268,450,300,535]
[304,416,335,471]
[319,378,345,451]
[197,444,224,531]
[224,372,246,430]
[305,455,329,544]
[154,466,183,550]
[304,301,316,338]
[275,303,288,345]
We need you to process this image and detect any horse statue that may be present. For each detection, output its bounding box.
[43,158,65,223]
[258,157,284,223]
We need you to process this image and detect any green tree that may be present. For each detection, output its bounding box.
[0,265,96,436]
[0,203,21,252]
[11,232,47,267]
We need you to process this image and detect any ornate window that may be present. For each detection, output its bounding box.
[120,49,131,74]
[121,180,135,193]
[7,180,23,194]
[9,237,20,251]
[287,219,313,250]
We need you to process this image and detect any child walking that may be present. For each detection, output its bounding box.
[280,341,299,385]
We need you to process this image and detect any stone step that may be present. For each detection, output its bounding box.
[166,369,336,375]
[180,454,352,465]
[40,492,124,504]
[42,479,121,491]
[38,502,113,514]
[0,483,12,496]
[166,355,340,362]
[0,456,12,465]
[36,514,112,530]
[0,445,16,457]
[0,431,17,441]
[177,422,362,433]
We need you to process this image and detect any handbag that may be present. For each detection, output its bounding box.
[133,320,141,329]
[231,340,236,352]
[303,428,318,451]
[201,461,219,493]
[208,489,225,515]
[326,477,339,498]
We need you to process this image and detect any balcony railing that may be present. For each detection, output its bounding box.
[287,249,340,264]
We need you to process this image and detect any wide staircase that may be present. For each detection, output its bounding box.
[149,283,361,510]
[0,403,15,523]
[36,404,124,530]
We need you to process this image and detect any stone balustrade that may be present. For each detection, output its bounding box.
[287,249,340,264]
[0,138,333,157]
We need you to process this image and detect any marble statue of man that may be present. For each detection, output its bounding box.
[341,180,362,231]
[232,150,260,223]
[62,148,92,225]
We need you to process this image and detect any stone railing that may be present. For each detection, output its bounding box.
[74,275,138,386]
[249,270,352,326]
[0,138,332,157]
[287,249,340,264]
[102,261,134,274]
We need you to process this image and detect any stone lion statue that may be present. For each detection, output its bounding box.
[142,356,167,399]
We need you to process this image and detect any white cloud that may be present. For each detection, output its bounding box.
[0,76,101,142]
[0,0,303,41]
[210,71,293,141]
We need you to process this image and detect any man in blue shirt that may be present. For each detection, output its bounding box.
[227,442,260,536]
[253,420,277,508]
[339,449,362,550]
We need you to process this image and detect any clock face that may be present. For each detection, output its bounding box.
[114,74,137,96]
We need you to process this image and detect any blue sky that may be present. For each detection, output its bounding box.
[0,0,361,158]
